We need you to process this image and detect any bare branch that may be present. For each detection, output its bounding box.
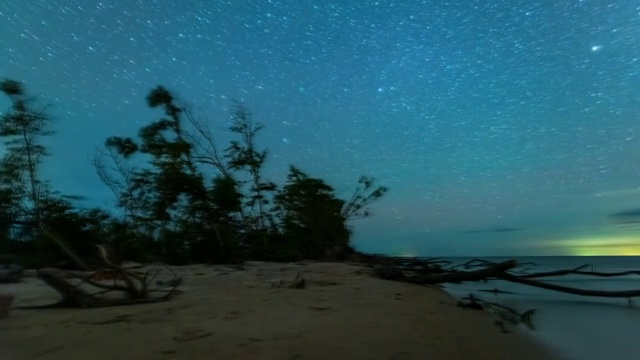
[18,238,183,309]
[519,266,640,279]
[370,256,640,299]
[90,146,137,218]
[182,106,229,176]
[496,271,640,298]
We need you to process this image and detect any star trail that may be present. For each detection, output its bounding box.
[1,0,639,255]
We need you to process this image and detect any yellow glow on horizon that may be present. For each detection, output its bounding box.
[570,246,640,256]
[557,234,640,256]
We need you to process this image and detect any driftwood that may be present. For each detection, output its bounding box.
[457,293,537,332]
[268,272,306,289]
[495,271,640,298]
[1,253,23,284]
[478,288,518,295]
[31,267,181,308]
[16,230,183,309]
[375,260,518,285]
[0,268,23,283]
[519,265,640,279]
[0,293,15,318]
[372,257,640,299]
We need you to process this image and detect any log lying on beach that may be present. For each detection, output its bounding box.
[371,257,640,299]
[0,293,15,318]
[32,267,181,308]
[495,271,640,298]
[375,260,518,285]
[17,230,183,309]
[0,268,22,283]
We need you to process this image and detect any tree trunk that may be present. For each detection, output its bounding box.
[36,268,105,308]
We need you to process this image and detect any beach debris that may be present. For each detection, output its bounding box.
[0,266,23,283]
[268,278,285,288]
[268,272,306,289]
[172,327,212,342]
[477,288,517,295]
[0,293,15,319]
[369,256,640,300]
[15,233,183,309]
[311,280,339,286]
[227,263,247,271]
[288,272,305,289]
[457,294,537,330]
[213,265,243,274]
[27,266,182,309]
[156,278,184,288]
[76,314,132,325]
[456,297,483,311]
[1,257,24,280]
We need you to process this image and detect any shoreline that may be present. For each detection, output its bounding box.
[0,261,562,359]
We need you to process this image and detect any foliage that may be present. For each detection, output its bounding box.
[224,102,277,237]
[342,176,389,220]
[0,79,388,266]
[272,166,352,259]
[0,78,53,227]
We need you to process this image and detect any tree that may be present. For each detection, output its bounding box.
[90,146,138,220]
[342,176,389,220]
[224,102,277,236]
[272,167,348,259]
[104,86,228,263]
[0,79,54,236]
[95,85,389,264]
[0,188,19,253]
[105,86,202,222]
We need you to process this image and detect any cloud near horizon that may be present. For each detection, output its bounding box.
[461,226,522,234]
[610,208,640,220]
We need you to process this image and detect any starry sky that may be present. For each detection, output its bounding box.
[1,0,639,256]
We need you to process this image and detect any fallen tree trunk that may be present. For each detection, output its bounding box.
[495,271,640,298]
[0,268,22,284]
[519,265,640,279]
[31,268,180,308]
[375,260,518,284]
[36,268,111,308]
[14,230,183,309]
[371,257,640,299]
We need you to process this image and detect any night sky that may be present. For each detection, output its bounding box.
[1,0,639,256]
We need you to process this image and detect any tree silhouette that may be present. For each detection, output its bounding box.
[0,79,54,236]
[224,102,277,237]
[273,166,351,259]
[104,86,226,263]
[0,78,388,266]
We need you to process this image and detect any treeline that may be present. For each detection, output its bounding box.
[0,79,387,267]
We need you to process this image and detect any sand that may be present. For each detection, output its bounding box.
[0,262,561,360]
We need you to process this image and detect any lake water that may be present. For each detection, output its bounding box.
[440,256,640,360]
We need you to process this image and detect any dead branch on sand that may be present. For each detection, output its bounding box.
[0,267,23,284]
[18,230,183,309]
[371,257,640,299]
[367,256,640,329]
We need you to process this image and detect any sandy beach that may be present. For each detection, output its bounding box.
[0,262,560,360]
